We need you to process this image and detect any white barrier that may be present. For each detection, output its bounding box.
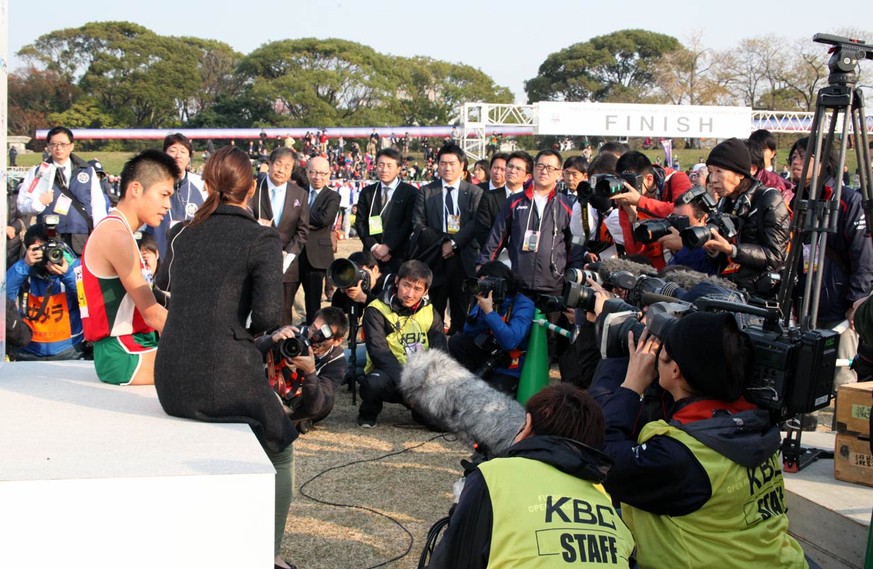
[0,361,275,569]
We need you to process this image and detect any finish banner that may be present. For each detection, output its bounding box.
[536,102,752,138]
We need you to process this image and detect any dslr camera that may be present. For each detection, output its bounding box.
[38,215,66,266]
[633,214,692,244]
[577,172,643,200]
[463,277,507,304]
[681,213,738,249]
[275,323,333,360]
[473,334,512,379]
[327,258,370,292]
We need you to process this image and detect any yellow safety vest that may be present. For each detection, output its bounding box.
[622,421,808,569]
[479,456,635,568]
[364,299,433,373]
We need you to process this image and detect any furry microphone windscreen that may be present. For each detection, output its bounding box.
[399,350,526,457]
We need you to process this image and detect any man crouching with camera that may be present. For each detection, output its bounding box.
[597,313,809,568]
[448,261,534,394]
[256,307,348,433]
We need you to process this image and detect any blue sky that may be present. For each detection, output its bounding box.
[7,0,863,103]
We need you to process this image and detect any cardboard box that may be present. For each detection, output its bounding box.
[835,381,873,437]
[835,432,873,488]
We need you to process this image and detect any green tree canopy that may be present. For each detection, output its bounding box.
[524,29,683,103]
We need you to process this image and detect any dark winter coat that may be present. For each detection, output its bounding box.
[154,204,296,453]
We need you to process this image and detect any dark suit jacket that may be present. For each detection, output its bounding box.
[250,173,310,282]
[303,186,341,270]
[475,182,507,248]
[412,179,482,278]
[354,180,417,261]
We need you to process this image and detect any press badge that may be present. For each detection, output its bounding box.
[185,202,198,218]
[447,214,461,234]
[369,215,384,235]
[54,194,72,216]
[404,342,424,355]
[522,230,540,252]
[74,265,88,318]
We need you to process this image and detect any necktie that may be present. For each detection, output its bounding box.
[271,187,284,221]
[56,167,67,190]
[445,186,454,214]
[310,190,318,209]
[381,185,390,210]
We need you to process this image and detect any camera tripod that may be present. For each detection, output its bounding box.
[775,33,873,472]
[345,302,360,404]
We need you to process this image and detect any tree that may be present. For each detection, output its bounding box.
[717,37,787,108]
[48,96,117,129]
[239,38,403,127]
[176,37,244,121]
[524,30,683,103]
[396,57,514,125]
[7,66,80,135]
[653,30,729,106]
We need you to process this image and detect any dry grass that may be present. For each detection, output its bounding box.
[281,393,469,569]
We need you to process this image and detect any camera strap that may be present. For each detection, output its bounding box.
[25,280,55,323]
[56,169,94,231]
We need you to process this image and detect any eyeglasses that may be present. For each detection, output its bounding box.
[505,164,526,172]
[308,170,331,177]
[534,163,561,173]
[47,142,72,149]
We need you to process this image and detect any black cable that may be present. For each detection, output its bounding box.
[298,432,456,569]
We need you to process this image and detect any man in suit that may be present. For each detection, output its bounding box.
[412,143,483,335]
[251,147,310,325]
[475,151,531,252]
[301,156,341,324]
[355,148,417,273]
[474,152,508,247]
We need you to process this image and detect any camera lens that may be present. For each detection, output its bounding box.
[680,226,714,249]
[633,220,673,244]
[278,337,307,359]
[327,259,363,288]
[563,281,597,312]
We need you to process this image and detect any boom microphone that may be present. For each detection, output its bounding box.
[399,350,526,458]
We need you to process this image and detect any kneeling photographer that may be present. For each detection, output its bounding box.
[448,262,534,394]
[648,187,721,276]
[597,312,809,568]
[6,218,84,361]
[257,307,348,433]
[703,138,790,296]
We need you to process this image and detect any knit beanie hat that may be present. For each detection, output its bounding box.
[662,311,744,402]
[706,138,753,180]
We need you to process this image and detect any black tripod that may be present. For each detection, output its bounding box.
[775,33,873,472]
[345,303,360,404]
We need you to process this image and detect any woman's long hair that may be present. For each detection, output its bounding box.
[189,146,253,227]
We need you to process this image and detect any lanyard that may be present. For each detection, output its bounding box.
[369,183,393,217]
[525,193,549,234]
[169,176,195,223]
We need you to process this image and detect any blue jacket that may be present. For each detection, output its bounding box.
[669,246,720,275]
[463,292,534,377]
[6,256,83,357]
[39,156,100,235]
[145,172,204,258]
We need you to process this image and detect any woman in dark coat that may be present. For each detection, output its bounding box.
[154,146,297,569]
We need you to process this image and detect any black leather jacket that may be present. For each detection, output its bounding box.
[716,180,790,294]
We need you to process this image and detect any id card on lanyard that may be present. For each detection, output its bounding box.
[523,196,548,252]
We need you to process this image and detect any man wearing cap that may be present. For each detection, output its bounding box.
[18,126,107,255]
[88,159,118,207]
[598,313,809,568]
[702,138,790,296]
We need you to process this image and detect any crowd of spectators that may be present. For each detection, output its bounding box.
[7,123,871,568]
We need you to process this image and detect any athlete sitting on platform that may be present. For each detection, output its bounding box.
[80,150,179,385]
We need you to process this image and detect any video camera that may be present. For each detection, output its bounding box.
[577,172,643,201]
[327,258,370,292]
[463,277,507,305]
[39,215,66,266]
[596,293,838,422]
[274,324,333,360]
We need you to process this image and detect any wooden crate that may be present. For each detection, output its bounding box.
[835,432,873,488]
[835,381,873,437]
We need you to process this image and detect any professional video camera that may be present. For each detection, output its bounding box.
[327,258,370,292]
[577,172,643,200]
[274,323,333,360]
[681,212,738,249]
[595,294,838,422]
[633,214,692,244]
[39,215,66,266]
[463,277,507,304]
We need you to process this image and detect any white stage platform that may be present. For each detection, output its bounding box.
[0,361,275,569]
[784,431,872,569]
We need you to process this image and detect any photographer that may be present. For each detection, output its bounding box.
[6,222,83,361]
[657,189,721,275]
[428,384,635,569]
[257,307,348,432]
[597,313,808,568]
[703,138,790,295]
[357,260,447,428]
[447,262,534,393]
[609,151,692,269]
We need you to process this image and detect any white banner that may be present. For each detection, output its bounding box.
[536,102,752,138]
